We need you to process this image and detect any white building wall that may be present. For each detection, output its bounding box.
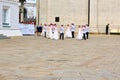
[10,2,19,29]
[90,0,120,33]
[26,0,36,3]
[38,0,120,33]
[39,0,88,25]
[97,0,120,33]
[39,0,48,24]
[25,0,36,18]
[0,0,22,36]
[0,2,2,29]
[90,0,99,33]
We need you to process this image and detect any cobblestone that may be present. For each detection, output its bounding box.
[0,35,120,80]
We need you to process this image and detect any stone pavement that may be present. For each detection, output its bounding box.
[0,35,120,80]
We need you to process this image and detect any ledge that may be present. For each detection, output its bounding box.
[110,29,120,35]
[2,25,11,28]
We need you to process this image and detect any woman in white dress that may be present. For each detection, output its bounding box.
[76,25,83,40]
[65,24,72,38]
[53,27,59,40]
[47,25,53,39]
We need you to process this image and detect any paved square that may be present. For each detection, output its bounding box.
[0,35,120,80]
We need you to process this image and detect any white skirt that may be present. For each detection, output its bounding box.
[53,31,59,40]
[76,31,83,40]
[65,29,72,38]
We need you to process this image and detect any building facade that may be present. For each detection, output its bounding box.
[24,0,36,18]
[0,0,22,36]
[20,0,36,22]
[37,0,120,33]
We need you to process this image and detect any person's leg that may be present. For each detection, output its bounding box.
[83,33,86,40]
[62,33,64,40]
[86,32,88,39]
[72,31,74,38]
[45,32,46,37]
[38,32,40,36]
[60,33,62,39]
[73,31,75,38]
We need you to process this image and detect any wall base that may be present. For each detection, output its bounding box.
[0,29,22,37]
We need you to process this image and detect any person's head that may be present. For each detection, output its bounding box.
[48,24,50,27]
[84,25,86,28]
[72,23,74,25]
[44,24,47,26]
[78,25,81,28]
[61,25,63,27]
[54,24,57,27]
[50,23,52,25]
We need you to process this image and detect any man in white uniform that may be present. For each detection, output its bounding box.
[59,25,65,40]
[71,23,75,38]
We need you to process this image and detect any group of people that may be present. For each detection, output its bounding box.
[36,23,89,40]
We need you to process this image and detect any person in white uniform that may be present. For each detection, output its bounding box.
[85,24,89,39]
[59,25,65,40]
[41,24,47,37]
[71,23,76,38]
[83,25,87,40]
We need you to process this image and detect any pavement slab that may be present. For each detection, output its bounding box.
[0,35,120,80]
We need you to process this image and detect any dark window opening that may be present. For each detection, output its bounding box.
[55,17,60,22]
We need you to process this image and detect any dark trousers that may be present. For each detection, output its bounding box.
[106,30,108,35]
[60,33,64,40]
[86,32,89,39]
[72,31,75,38]
[83,33,86,40]
[44,32,46,37]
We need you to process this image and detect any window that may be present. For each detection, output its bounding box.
[55,17,60,22]
[3,9,7,23]
[2,6,10,28]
